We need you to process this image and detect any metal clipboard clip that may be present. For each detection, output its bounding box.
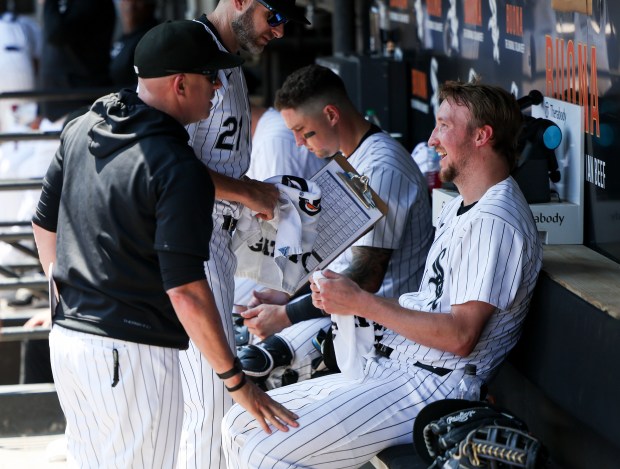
[337,171,376,209]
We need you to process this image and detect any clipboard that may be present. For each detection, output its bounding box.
[331,154,388,216]
[280,154,387,293]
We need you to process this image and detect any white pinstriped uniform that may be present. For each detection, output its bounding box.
[273,131,434,383]
[222,176,543,468]
[177,18,251,469]
[384,177,543,381]
[50,326,183,469]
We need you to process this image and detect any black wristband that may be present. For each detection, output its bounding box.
[216,357,242,380]
[225,372,247,392]
[285,294,324,324]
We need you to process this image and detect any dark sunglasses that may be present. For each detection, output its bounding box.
[256,0,289,27]
[203,70,219,85]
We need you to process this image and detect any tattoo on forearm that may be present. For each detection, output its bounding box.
[343,246,392,292]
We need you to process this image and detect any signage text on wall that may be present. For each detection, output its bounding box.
[545,35,600,137]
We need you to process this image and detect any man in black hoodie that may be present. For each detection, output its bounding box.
[31,20,297,468]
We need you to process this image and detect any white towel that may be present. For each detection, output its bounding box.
[233,175,322,293]
[313,271,376,381]
[332,314,376,381]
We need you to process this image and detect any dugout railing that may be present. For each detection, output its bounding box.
[0,88,116,296]
[0,88,115,350]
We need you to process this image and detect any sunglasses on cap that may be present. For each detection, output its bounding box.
[256,0,289,27]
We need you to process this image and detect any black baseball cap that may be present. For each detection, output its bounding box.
[261,0,310,25]
[134,20,244,79]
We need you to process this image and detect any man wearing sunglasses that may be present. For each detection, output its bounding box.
[178,2,310,469]
[31,20,298,469]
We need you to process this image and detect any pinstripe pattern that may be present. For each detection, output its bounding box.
[222,176,542,468]
[179,226,237,469]
[187,18,251,220]
[393,176,543,381]
[272,317,331,382]
[50,325,183,469]
[178,18,250,469]
[235,107,328,306]
[329,131,434,298]
[276,131,433,382]
[222,356,458,468]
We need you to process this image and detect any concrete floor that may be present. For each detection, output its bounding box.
[0,434,66,469]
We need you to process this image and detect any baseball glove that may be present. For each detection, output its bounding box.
[423,405,528,460]
[419,401,546,469]
[435,424,547,469]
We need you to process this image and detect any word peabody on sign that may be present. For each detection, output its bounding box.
[533,212,565,226]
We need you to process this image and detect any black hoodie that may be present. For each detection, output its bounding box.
[33,90,215,348]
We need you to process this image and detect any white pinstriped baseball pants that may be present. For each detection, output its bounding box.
[270,317,331,386]
[50,325,183,469]
[178,223,237,469]
[222,356,460,469]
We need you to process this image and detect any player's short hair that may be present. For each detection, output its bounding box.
[439,80,523,169]
[274,64,350,115]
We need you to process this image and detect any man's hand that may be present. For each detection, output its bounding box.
[225,374,299,434]
[208,172,279,220]
[23,310,52,329]
[241,304,291,340]
[247,288,291,308]
[310,269,366,315]
[243,179,279,220]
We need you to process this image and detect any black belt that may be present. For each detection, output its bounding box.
[374,344,453,377]
[222,215,238,232]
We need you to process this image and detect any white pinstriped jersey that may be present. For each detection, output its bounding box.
[221,177,543,469]
[381,176,543,380]
[329,131,434,297]
[188,18,251,219]
[179,17,249,469]
[251,131,433,388]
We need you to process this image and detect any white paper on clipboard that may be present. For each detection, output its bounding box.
[277,155,386,294]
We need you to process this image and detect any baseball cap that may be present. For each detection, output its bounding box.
[260,0,310,25]
[134,20,244,79]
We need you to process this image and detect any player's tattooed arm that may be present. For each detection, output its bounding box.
[341,246,393,293]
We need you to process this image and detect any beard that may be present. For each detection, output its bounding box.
[440,163,457,183]
[231,5,264,55]
[438,138,475,183]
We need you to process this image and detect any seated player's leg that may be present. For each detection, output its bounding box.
[238,317,331,389]
[272,316,332,384]
[222,357,459,469]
